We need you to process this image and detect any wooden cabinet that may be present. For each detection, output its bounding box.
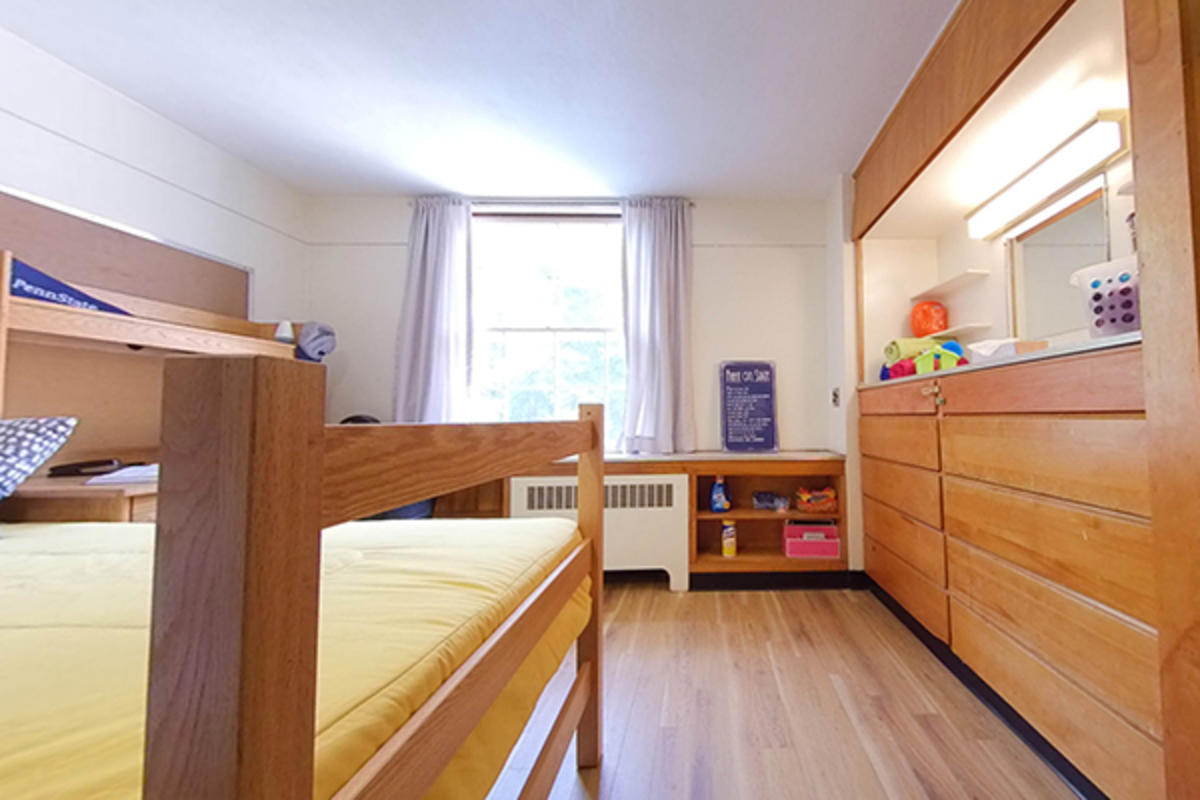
[859,344,1162,799]
[859,415,939,469]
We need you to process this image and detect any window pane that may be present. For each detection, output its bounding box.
[467,213,626,448]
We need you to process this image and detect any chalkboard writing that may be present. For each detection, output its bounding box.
[720,361,778,452]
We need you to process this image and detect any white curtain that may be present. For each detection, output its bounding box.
[393,196,470,423]
[620,197,696,453]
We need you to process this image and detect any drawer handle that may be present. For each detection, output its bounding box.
[920,385,941,396]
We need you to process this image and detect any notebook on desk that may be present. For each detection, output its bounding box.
[84,464,159,485]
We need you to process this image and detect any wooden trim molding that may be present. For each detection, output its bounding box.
[851,0,1075,238]
[1124,0,1200,794]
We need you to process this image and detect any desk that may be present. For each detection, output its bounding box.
[0,476,157,522]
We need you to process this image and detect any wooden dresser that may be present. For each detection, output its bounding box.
[859,344,1163,800]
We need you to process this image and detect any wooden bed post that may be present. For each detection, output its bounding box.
[575,403,604,768]
[144,355,325,799]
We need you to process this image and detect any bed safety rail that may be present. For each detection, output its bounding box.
[143,355,603,800]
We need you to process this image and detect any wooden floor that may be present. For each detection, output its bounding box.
[491,577,1077,800]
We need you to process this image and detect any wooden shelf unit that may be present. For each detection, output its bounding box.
[692,459,845,574]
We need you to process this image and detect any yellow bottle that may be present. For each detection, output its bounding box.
[721,520,737,558]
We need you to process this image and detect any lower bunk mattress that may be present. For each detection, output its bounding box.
[0,517,590,799]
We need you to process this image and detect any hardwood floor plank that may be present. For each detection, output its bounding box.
[495,579,1076,800]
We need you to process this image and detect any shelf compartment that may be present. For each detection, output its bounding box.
[911,269,990,302]
[696,509,840,521]
[937,322,992,338]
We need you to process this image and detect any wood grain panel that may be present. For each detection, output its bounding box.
[851,0,1074,237]
[951,601,1165,800]
[949,539,1162,739]
[0,191,248,316]
[858,379,938,415]
[1124,0,1200,791]
[943,476,1156,624]
[8,298,293,357]
[860,415,940,469]
[322,419,593,526]
[863,496,945,585]
[145,356,325,799]
[866,536,949,641]
[939,345,1145,413]
[940,415,1150,516]
[5,340,162,468]
[860,456,941,528]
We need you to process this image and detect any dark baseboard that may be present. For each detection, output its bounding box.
[688,569,871,591]
[867,580,1109,800]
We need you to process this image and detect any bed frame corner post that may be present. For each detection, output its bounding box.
[144,355,326,800]
[576,403,604,768]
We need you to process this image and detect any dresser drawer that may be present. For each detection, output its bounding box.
[859,415,939,470]
[951,601,1164,800]
[948,538,1161,739]
[939,345,1145,414]
[861,456,941,528]
[863,496,945,585]
[866,536,948,641]
[943,476,1155,624]
[859,379,938,415]
[940,415,1150,516]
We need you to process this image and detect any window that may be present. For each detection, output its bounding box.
[467,210,626,450]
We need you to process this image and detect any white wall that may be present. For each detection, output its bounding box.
[305,196,412,423]
[0,26,311,320]
[306,196,834,450]
[690,199,828,451]
[860,239,940,379]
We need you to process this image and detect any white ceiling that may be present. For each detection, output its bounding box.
[0,0,956,198]
[868,0,1129,239]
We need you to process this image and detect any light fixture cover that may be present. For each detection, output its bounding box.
[967,116,1125,239]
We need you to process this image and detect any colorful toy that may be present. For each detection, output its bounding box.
[910,301,948,338]
[914,344,968,374]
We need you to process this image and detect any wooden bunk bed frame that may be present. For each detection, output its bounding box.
[143,354,605,800]
[0,243,604,798]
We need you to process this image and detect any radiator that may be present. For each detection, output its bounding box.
[510,474,689,591]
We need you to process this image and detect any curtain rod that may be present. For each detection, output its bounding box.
[404,196,695,207]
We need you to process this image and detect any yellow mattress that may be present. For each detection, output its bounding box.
[0,517,590,799]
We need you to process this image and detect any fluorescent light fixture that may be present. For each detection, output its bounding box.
[1002,174,1105,240]
[967,114,1126,239]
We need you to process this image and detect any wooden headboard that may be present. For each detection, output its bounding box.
[0,191,248,316]
[0,193,264,466]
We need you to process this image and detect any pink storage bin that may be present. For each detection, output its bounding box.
[783,521,840,559]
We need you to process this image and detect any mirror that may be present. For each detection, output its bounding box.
[1012,191,1110,344]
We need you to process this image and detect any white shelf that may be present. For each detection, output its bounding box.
[938,322,992,338]
[911,269,989,302]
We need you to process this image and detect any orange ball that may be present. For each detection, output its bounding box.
[911,301,948,337]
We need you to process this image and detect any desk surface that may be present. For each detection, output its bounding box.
[12,475,157,499]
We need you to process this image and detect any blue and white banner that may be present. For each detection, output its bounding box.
[11,258,129,315]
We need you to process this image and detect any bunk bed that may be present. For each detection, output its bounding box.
[0,248,605,799]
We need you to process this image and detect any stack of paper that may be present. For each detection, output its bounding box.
[84,464,159,485]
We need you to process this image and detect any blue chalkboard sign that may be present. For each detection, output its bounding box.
[720,361,778,452]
